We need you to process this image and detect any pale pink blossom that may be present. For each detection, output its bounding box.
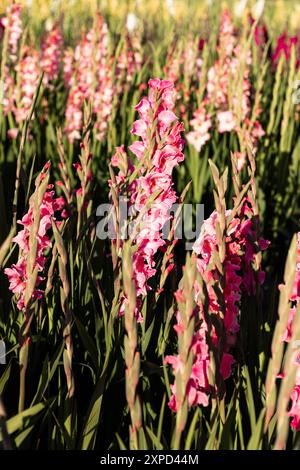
[65,14,113,142]
[217,110,236,133]
[186,105,212,152]
[41,25,63,86]
[1,3,22,63]
[63,48,74,87]
[1,67,15,115]
[232,151,247,172]
[14,46,40,124]
[64,85,84,142]
[192,10,264,148]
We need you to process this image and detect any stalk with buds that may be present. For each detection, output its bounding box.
[122,242,143,450]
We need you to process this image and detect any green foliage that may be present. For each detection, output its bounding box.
[0,4,300,451]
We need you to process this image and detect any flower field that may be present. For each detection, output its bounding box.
[0,0,300,451]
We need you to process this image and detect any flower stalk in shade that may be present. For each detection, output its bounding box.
[52,220,75,398]
[165,254,199,449]
[265,231,300,446]
[5,163,64,411]
[122,242,143,450]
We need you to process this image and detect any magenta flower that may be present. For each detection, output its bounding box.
[272,33,298,66]
[289,385,300,431]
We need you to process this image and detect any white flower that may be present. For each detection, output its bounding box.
[166,0,175,16]
[126,13,138,33]
[253,0,265,20]
[234,0,248,18]
[45,18,54,32]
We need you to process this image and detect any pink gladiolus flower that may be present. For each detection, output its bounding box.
[165,302,211,412]
[194,202,267,400]
[248,14,269,48]
[7,128,19,139]
[5,166,64,312]
[0,4,22,116]
[166,194,268,413]
[64,86,84,142]
[217,110,236,133]
[65,14,113,142]
[110,78,184,316]
[41,25,63,87]
[63,48,74,87]
[289,385,300,431]
[14,46,40,124]
[188,10,264,149]
[254,22,268,48]
[187,105,212,152]
[232,151,246,172]
[218,9,236,57]
[220,353,235,380]
[272,33,298,66]
[1,3,22,63]
[290,232,300,302]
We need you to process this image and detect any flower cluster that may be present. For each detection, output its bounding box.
[165,302,212,410]
[187,10,264,153]
[1,68,15,116]
[63,48,74,88]
[0,3,22,116]
[64,85,84,142]
[5,165,64,312]
[14,45,40,124]
[64,14,113,142]
[41,24,63,87]
[0,2,22,63]
[166,196,268,411]
[64,29,93,141]
[186,104,211,152]
[111,78,184,318]
[272,33,298,66]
